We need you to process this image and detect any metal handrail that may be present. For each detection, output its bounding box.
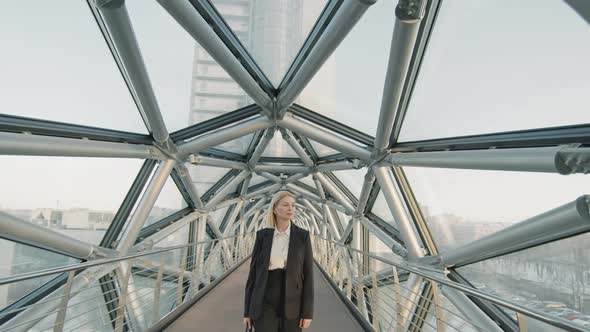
[0,233,249,286]
[313,236,586,332]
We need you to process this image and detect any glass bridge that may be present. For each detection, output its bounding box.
[1,0,589,331]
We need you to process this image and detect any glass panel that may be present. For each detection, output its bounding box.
[128,274,179,328]
[262,136,300,158]
[127,0,251,132]
[0,240,78,308]
[210,0,329,86]
[186,164,232,197]
[248,173,268,187]
[404,167,590,251]
[399,1,590,141]
[458,233,590,326]
[0,1,147,133]
[369,232,402,270]
[299,0,396,136]
[309,139,340,158]
[0,156,143,245]
[153,224,190,265]
[32,279,113,332]
[214,133,254,155]
[298,175,316,187]
[371,190,394,227]
[421,286,482,332]
[209,206,230,229]
[333,169,365,199]
[144,176,188,227]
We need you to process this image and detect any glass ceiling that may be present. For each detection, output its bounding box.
[1,0,588,330]
[398,0,590,142]
[0,1,147,133]
[210,0,329,87]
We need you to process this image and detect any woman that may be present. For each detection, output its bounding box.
[243,191,314,331]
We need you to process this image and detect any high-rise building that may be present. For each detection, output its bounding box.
[188,0,336,193]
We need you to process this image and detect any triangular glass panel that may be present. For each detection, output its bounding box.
[0,239,79,308]
[185,164,233,199]
[0,1,147,133]
[333,169,365,200]
[126,0,251,132]
[0,156,143,245]
[216,133,255,155]
[403,166,590,252]
[307,138,340,158]
[399,1,590,142]
[144,175,189,228]
[370,190,394,227]
[298,174,316,187]
[209,0,329,87]
[153,223,191,266]
[298,0,396,137]
[261,135,300,158]
[249,173,269,187]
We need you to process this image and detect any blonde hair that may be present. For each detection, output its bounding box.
[266,191,295,228]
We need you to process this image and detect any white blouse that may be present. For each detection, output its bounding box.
[268,222,291,270]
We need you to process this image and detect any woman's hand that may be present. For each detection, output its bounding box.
[299,318,312,329]
[243,317,252,329]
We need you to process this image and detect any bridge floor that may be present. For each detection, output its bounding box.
[166,260,364,331]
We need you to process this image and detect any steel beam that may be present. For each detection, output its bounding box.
[157,0,273,112]
[373,166,424,260]
[281,128,314,166]
[132,211,201,252]
[96,0,169,143]
[276,0,376,113]
[177,116,272,157]
[384,146,590,175]
[0,131,159,159]
[285,183,321,202]
[441,287,503,332]
[188,154,247,170]
[248,129,274,169]
[323,204,341,239]
[174,164,204,209]
[283,173,308,185]
[278,113,372,162]
[435,195,590,268]
[254,164,311,174]
[374,0,425,151]
[257,172,283,183]
[316,159,362,172]
[0,211,111,260]
[313,172,355,213]
[302,199,323,220]
[339,218,356,244]
[117,160,176,253]
[358,216,407,258]
[356,171,375,214]
[245,183,282,200]
[204,170,250,210]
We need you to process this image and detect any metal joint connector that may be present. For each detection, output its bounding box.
[396,0,426,22]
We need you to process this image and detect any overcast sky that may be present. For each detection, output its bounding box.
[0,0,588,226]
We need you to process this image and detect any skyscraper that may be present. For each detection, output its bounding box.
[188,0,336,193]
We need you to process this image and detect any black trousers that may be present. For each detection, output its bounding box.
[253,269,302,332]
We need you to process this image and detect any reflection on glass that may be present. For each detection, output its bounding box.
[144,176,188,228]
[210,0,328,87]
[0,1,147,133]
[399,0,590,141]
[0,156,142,245]
[403,167,590,251]
[0,240,78,309]
[299,0,395,135]
[458,233,590,328]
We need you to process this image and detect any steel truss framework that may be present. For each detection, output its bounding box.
[1,0,589,331]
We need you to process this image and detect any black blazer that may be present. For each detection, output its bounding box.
[244,223,314,320]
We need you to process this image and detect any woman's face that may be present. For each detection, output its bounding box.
[274,196,296,222]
